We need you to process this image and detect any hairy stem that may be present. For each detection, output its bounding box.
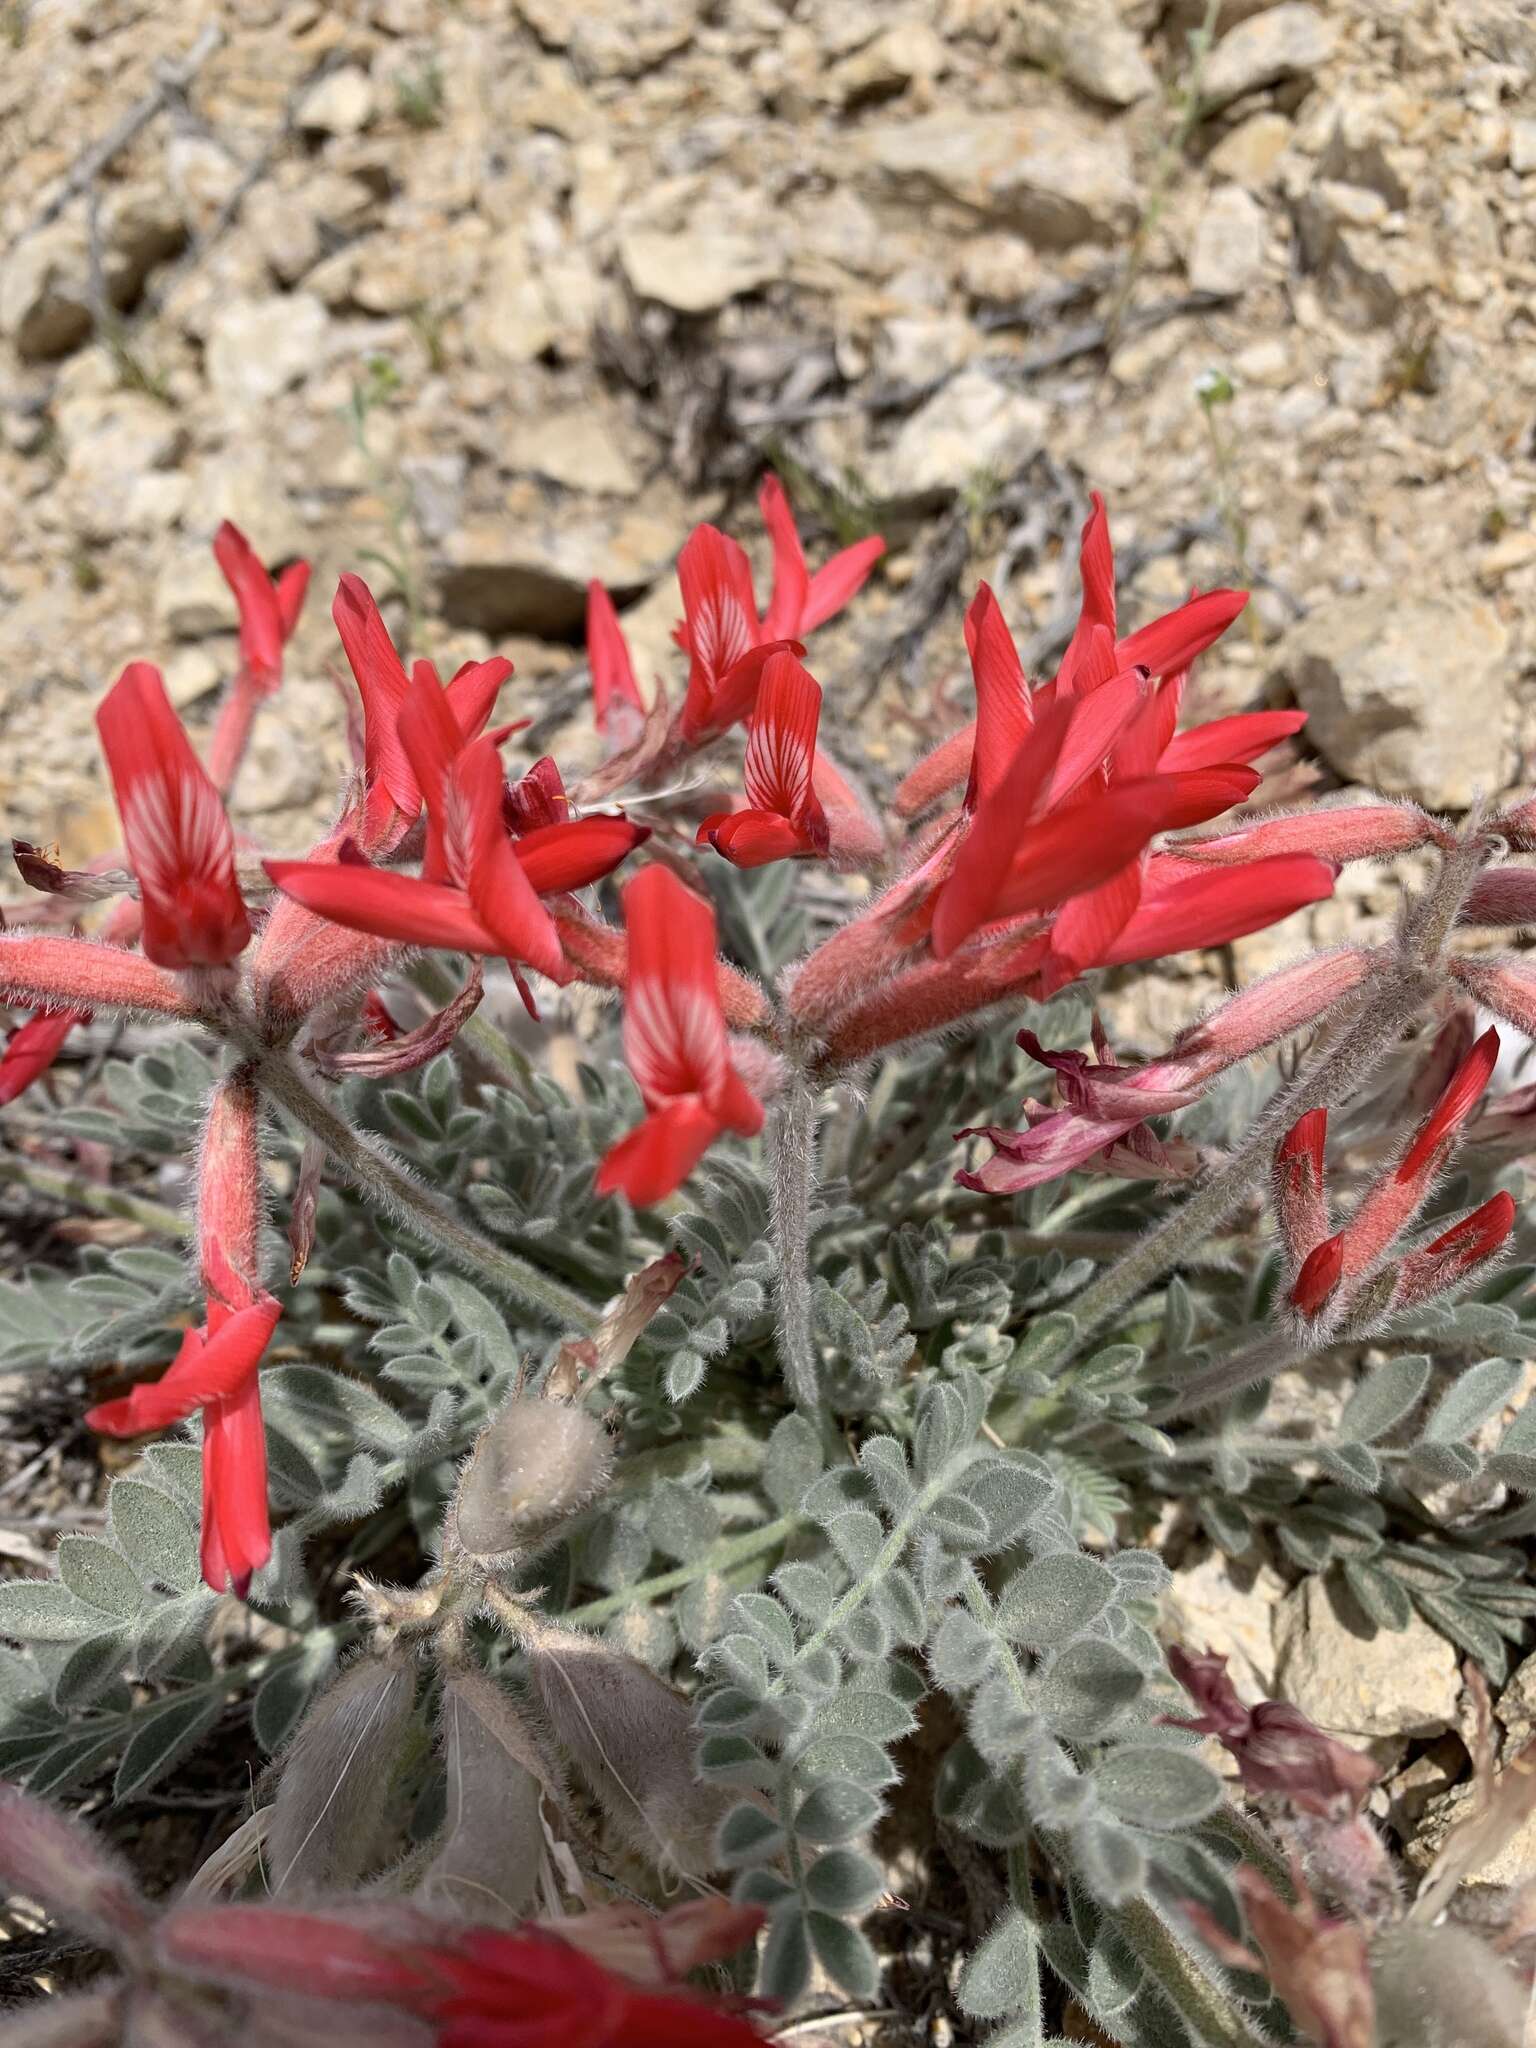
[239,1036,596,1332]
[0,1154,189,1239]
[1044,965,1433,1379]
[411,955,533,1092]
[768,1063,822,1409]
[561,1513,800,1628]
[1116,1897,1280,2048]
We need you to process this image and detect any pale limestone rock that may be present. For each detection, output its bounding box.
[1281,590,1510,809]
[1188,183,1268,295]
[618,228,780,313]
[1274,1574,1460,1752]
[436,503,687,636]
[296,65,376,138]
[1014,0,1157,107]
[1209,112,1294,188]
[874,370,1047,500]
[0,223,92,360]
[204,293,329,407]
[511,410,642,497]
[956,233,1041,305]
[829,20,948,104]
[1161,1551,1284,1701]
[856,106,1136,248]
[155,547,239,641]
[1201,3,1337,113]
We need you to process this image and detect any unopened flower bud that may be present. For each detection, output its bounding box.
[447,1398,612,1570]
[1394,1192,1516,1310]
[1273,1109,1329,1270]
[421,1668,555,1925]
[1289,1234,1344,1319]
[522,1619,734,1877]
[0,1784,149,1952]
[265,1650,417,1893]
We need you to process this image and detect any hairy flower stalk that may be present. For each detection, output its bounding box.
[1031,823,1497,1384]
[767,1059,823,1410]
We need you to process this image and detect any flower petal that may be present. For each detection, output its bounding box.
[96,663,251,970]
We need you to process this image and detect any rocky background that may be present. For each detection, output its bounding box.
[5,0,1536,1912]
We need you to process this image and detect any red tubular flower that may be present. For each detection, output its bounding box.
[213,521,310,697]
[894,503,1256,817]
[676,524,766,743]
[674,479,875,746]
[1394,1192,1517,1309]
[595,866,764,1205]
[87,1295,280,1596]
[96,662,252,971]
[429,1926,766,2048]
[758,472,884,639]
[160,1905,766,2048]
[1082,854,1336,972]
[0,933,195,1018]
[1290,1233,1344,1317]
[102,1066,277,1599]
[1393,1025,1500,1187]
[586,580,645,744]
[1450,953,1536,1037]
[205,524,312,794]
[1177,800,1442,867]
[1274,1110,1330,1269]
[0,1007,89,1105]
[332,575,513,850]
[698,652,830,866]
[267,668,645,985]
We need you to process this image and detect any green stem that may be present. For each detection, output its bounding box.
[768,1064,823,1409]
[412,956,533,1091]
[560,1513,800,1627]
[1044,964,1433,1377]
[1116,1897,1279,2048]
[0,1154,188,1239]
[241,1036,596,1332]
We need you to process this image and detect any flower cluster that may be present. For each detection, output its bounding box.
[0,483,1367,1595]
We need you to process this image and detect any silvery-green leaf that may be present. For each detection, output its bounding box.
[0,1582,98,1643]
[804,1846,884,1915]
[774,1562,835,1625]
[1072,1815,1146,1903]
[1423,1358,1522,1445]
[998,1554,1113,1646]
[758,1904,811,2005]
[715,1801,786,1868]
[114,1691,224,1801]
[1039,1641,1142,1740]
[109,1479,201,1596]
[959,1911,1041,2022]
[807,1913,879,1999]
[1338,1354,1432,1442]
[763,1412,823,1512]
[56,1538,144,1621]
[1092,1746,1222,1831]
[794,1778,881,1844]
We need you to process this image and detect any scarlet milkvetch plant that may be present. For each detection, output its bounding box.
[3,477,1536,2048]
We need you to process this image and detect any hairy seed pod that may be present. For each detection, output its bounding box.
[522,1620,735,1876]
[1370,1924,1525,2048]
[420,1668,558,1925]
[447,1398,612,1569]
[265,1650,417,1894]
